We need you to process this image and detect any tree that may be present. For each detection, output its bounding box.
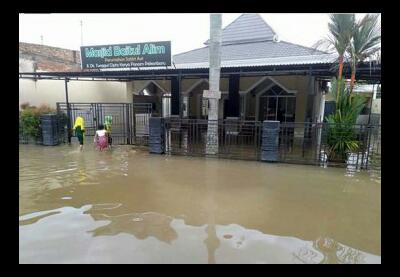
[315,14,355,107]
[349,14,381,93]
[328,14,355,81]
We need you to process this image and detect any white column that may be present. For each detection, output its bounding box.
[206,14,222,155]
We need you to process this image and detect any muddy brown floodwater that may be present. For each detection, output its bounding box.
[19,144,381,264]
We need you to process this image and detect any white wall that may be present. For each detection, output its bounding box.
[19,79,130,109]
[371,99,381,114]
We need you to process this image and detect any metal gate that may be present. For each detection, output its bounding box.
[57,102,133,145]
[132,103,153,145]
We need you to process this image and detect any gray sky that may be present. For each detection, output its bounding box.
[19,13,374,55]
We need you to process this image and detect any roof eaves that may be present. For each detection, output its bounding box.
[174,53,337,69]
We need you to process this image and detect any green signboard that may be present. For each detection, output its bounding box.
[80,41,171,69]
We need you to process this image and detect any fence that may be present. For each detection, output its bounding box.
[56,102,153,146]
[19,107,381,169]
[279,122,381,169]
[164,118,261,161]
[162,118,381,169]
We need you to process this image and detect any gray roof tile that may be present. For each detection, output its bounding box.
[204,13,277,45]
[174,13,332,68]
[173,40,328,65]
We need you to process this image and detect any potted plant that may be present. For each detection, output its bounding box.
[325,78,366,163]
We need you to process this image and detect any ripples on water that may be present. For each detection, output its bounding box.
[19,144,381,264]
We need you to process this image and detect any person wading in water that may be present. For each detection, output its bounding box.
[73,116,85,151]
[94,124,109,151]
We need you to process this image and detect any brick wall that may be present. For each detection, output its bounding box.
[19,42,82,72]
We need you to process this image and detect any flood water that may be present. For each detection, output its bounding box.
[19,143,381,264]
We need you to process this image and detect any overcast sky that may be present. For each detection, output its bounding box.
[19,13,375,56]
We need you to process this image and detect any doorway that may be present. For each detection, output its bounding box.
[259,85,296,123]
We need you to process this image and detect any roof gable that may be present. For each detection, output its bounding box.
[204,13,277,45]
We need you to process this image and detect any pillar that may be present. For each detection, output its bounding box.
[226,75,240,117]
[171,76,180,116]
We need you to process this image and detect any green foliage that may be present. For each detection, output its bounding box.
[19,103,57,139]
[20,107,41,139]
[325,78,367,161]
[327,14,355,57]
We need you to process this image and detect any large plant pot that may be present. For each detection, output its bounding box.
[327,152,348,164]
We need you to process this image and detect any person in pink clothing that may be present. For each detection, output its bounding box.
[94,124,109,151]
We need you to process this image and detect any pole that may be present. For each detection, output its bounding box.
[65,78,72,144]
[80,20,83,46]
[205,13,222,155]
[368,84,375,125]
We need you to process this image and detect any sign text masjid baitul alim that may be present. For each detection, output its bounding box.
[80,41,171,69]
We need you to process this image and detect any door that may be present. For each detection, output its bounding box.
[132,102,153,145]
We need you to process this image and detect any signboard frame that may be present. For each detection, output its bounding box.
[80,41,171,70]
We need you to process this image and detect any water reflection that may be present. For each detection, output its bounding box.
[19,207,380,264]
[89,210,178,243]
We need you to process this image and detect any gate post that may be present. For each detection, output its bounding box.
[64,78,72,144]
[126,104,131,144]
[261,120,280,162]
[149,117,165,154]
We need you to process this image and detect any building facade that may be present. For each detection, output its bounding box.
[20,14,379,124]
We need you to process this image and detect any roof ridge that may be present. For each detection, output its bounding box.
[204,13,275,45]
[257,14,277,37]
[203,13,247,45]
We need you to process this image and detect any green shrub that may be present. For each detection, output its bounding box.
[19,103,57,139]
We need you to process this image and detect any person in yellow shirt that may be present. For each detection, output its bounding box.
[73,116,85,151]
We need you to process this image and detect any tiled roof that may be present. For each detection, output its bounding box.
[204,13,277,45]
[173,13,333,69]
[173,40,330,65]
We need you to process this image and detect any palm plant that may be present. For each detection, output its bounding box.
[316,14,379,163]
[314,14,355,103]
[325,78,367,161]
[349,14,381,93]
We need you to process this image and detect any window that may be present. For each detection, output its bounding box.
[240,94,245,119]
[259,85,296,122]
[202,98,208,117]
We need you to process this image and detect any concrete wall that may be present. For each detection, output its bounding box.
[177,75,315,121]
[180,78,229,94]
[19,79,129,109]
[20,75,319,121]
[371,99,381,114]
[240,77,264,91]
